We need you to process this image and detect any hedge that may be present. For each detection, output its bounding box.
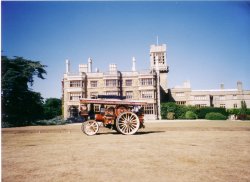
[205,112,227,120]
[161,102,197,119]
[161,102,250,120]
[196,107,228,119]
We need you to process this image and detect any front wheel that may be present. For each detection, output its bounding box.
[81,120,99,136]
[116,112,140,135]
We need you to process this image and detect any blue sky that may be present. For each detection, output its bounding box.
[2,1,250,98]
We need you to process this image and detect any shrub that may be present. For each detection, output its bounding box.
[161,102,178,119]
[247,115,250,120]
[205,112,227,120]
[237,114,247,120]
[197,107,228,119]
[185,111,197,119]
[161,102,198,119]
[32,116,70,126]
[167,112,175,120]
[175,105,188,119]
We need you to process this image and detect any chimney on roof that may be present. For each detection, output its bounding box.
[88,57,92,73]
[184,80,191,88]
[109,64,117,73]
[220,83,224,89]
[66,59,70,73]
[132,57,136,71]
[237,81,243,90]
[79,64,88,73]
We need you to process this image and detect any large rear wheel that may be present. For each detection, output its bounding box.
[82,120,99,136]
[116,112,140,135]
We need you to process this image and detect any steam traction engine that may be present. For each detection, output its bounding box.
[80,96,146,136]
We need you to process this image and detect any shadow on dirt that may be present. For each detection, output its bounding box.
[96,130,165,135]
[135,131,165,135]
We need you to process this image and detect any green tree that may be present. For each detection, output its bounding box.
[240,100,247,115]
[43,98,62,119]
[238,100,248,120]
[2,56,47,127]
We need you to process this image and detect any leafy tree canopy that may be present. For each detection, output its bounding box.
[43,98,62,119]
[2,56,47,127]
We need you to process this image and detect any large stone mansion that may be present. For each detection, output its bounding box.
[62,43,250,120]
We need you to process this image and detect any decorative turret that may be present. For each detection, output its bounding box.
[150,44,168,73]
[150,43,168,93]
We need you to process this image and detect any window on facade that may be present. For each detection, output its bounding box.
[195,104,207,108]
[153,53,165,65]
[158,55,164,64]
[176,101,186,105]
[70,80,81,87]
[125,91,133,99]
[90,92,98,97]
[176,92,184,97]
[219,95,225,100]
[141,90,154,99]
[144,104,154,114]
[233,95,237,99]
[140,78,153,86]
[70,92,82,101]
[106,91,118,96]
[233,104,237,108]
[106,79,117,87]
[125,80,132,86]
[90,81,98,87]
[220,104,226,108]
[194,95,206,100]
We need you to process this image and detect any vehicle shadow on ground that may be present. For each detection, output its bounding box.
[135,131,165,135]
[96,131,165,135]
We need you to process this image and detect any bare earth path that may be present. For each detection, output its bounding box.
[2,121,250,182]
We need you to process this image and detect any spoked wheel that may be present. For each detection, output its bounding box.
[81,120,99,136]
[116,112,140,135]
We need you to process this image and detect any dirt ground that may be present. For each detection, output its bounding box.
[2,121,250,182]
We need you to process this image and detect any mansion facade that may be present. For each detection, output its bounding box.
[62,43,250,120]
[62,44,168,119]
[170,81,250,109]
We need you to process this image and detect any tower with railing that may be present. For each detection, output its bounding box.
[150,44,169,93]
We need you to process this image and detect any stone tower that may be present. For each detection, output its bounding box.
[150,44,169,93]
